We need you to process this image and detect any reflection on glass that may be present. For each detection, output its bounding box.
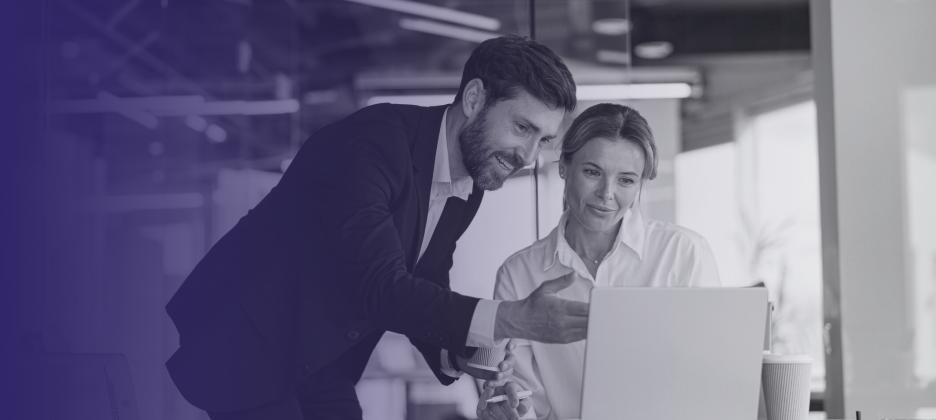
[746,102,825,392]
[677,101,826,392]
[903,85,936,393]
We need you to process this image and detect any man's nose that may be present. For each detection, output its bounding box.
[518,141,539,167]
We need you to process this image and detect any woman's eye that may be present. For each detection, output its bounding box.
[619,177,635,185]
[539,137,552,144]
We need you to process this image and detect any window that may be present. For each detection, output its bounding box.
[676,101,826,392]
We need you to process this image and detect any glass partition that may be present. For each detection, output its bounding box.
[33,1,829,419]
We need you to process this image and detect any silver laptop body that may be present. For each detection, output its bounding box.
[580,287,768,420]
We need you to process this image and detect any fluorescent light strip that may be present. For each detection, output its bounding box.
[97,91,159,129]
[149,99,300,116]
[366,83,693,106]
[82,192,206,213]
[577,83,692,100]
[596,49,631,65]
[366,94,454,107]
[399,18,499,43]
[51,94,205,114]
[346,0,500,31]
[51,97,300,116]
[118,109,159,129]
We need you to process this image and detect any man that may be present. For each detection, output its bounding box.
[166,35,587,420]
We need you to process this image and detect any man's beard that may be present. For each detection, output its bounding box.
[459,108,519,191]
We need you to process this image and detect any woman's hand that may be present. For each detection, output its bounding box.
[476,380,532,420]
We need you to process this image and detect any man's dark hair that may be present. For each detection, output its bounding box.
[454,35,576,112]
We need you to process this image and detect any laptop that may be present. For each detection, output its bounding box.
[579,287,768,420]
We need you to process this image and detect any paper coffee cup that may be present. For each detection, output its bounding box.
[761,353,812,420]
[467,344,507,372]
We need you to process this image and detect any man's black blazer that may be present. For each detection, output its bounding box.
[166,104,484,412]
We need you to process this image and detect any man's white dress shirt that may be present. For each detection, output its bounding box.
[494,209,721,419]
[420,107,500,378]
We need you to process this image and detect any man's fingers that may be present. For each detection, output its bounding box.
[562,299,590,317]
[538,323,588,344]
[559,323,588,343]
[559,301,589,326]
[568,325,588,342]
[564,313,589,331]
[534,273,575,295]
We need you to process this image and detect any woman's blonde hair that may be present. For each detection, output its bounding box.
[560,103,658,180]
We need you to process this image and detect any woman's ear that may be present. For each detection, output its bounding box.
[558,160,567,179]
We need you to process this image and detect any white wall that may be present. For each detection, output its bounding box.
[451,174,538,300]
[811,0,936,417]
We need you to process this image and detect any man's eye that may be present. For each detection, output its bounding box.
[539,137,552,144]
[584,169,600,176]
[516,123,529,134]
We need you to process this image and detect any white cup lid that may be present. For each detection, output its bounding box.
[763,353,813,364]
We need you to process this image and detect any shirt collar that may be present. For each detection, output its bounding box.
[432,107,473,201]
[543,207,648,272]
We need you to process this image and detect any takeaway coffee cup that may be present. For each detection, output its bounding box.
[761,353,812,420]
[467,343,508,372]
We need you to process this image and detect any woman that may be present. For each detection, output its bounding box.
[478,103,721,420]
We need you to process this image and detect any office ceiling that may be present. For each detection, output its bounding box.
[48,0,811,173]
[51,0,809,95]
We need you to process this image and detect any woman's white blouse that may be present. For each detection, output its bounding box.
[494,209,721,420]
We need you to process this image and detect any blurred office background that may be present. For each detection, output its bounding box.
[21,0,935,419]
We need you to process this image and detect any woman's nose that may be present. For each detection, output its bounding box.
[596,180,614,200]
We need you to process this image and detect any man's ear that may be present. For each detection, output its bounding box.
[460,78,486,119]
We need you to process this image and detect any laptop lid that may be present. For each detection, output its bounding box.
[580,287,767,420]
